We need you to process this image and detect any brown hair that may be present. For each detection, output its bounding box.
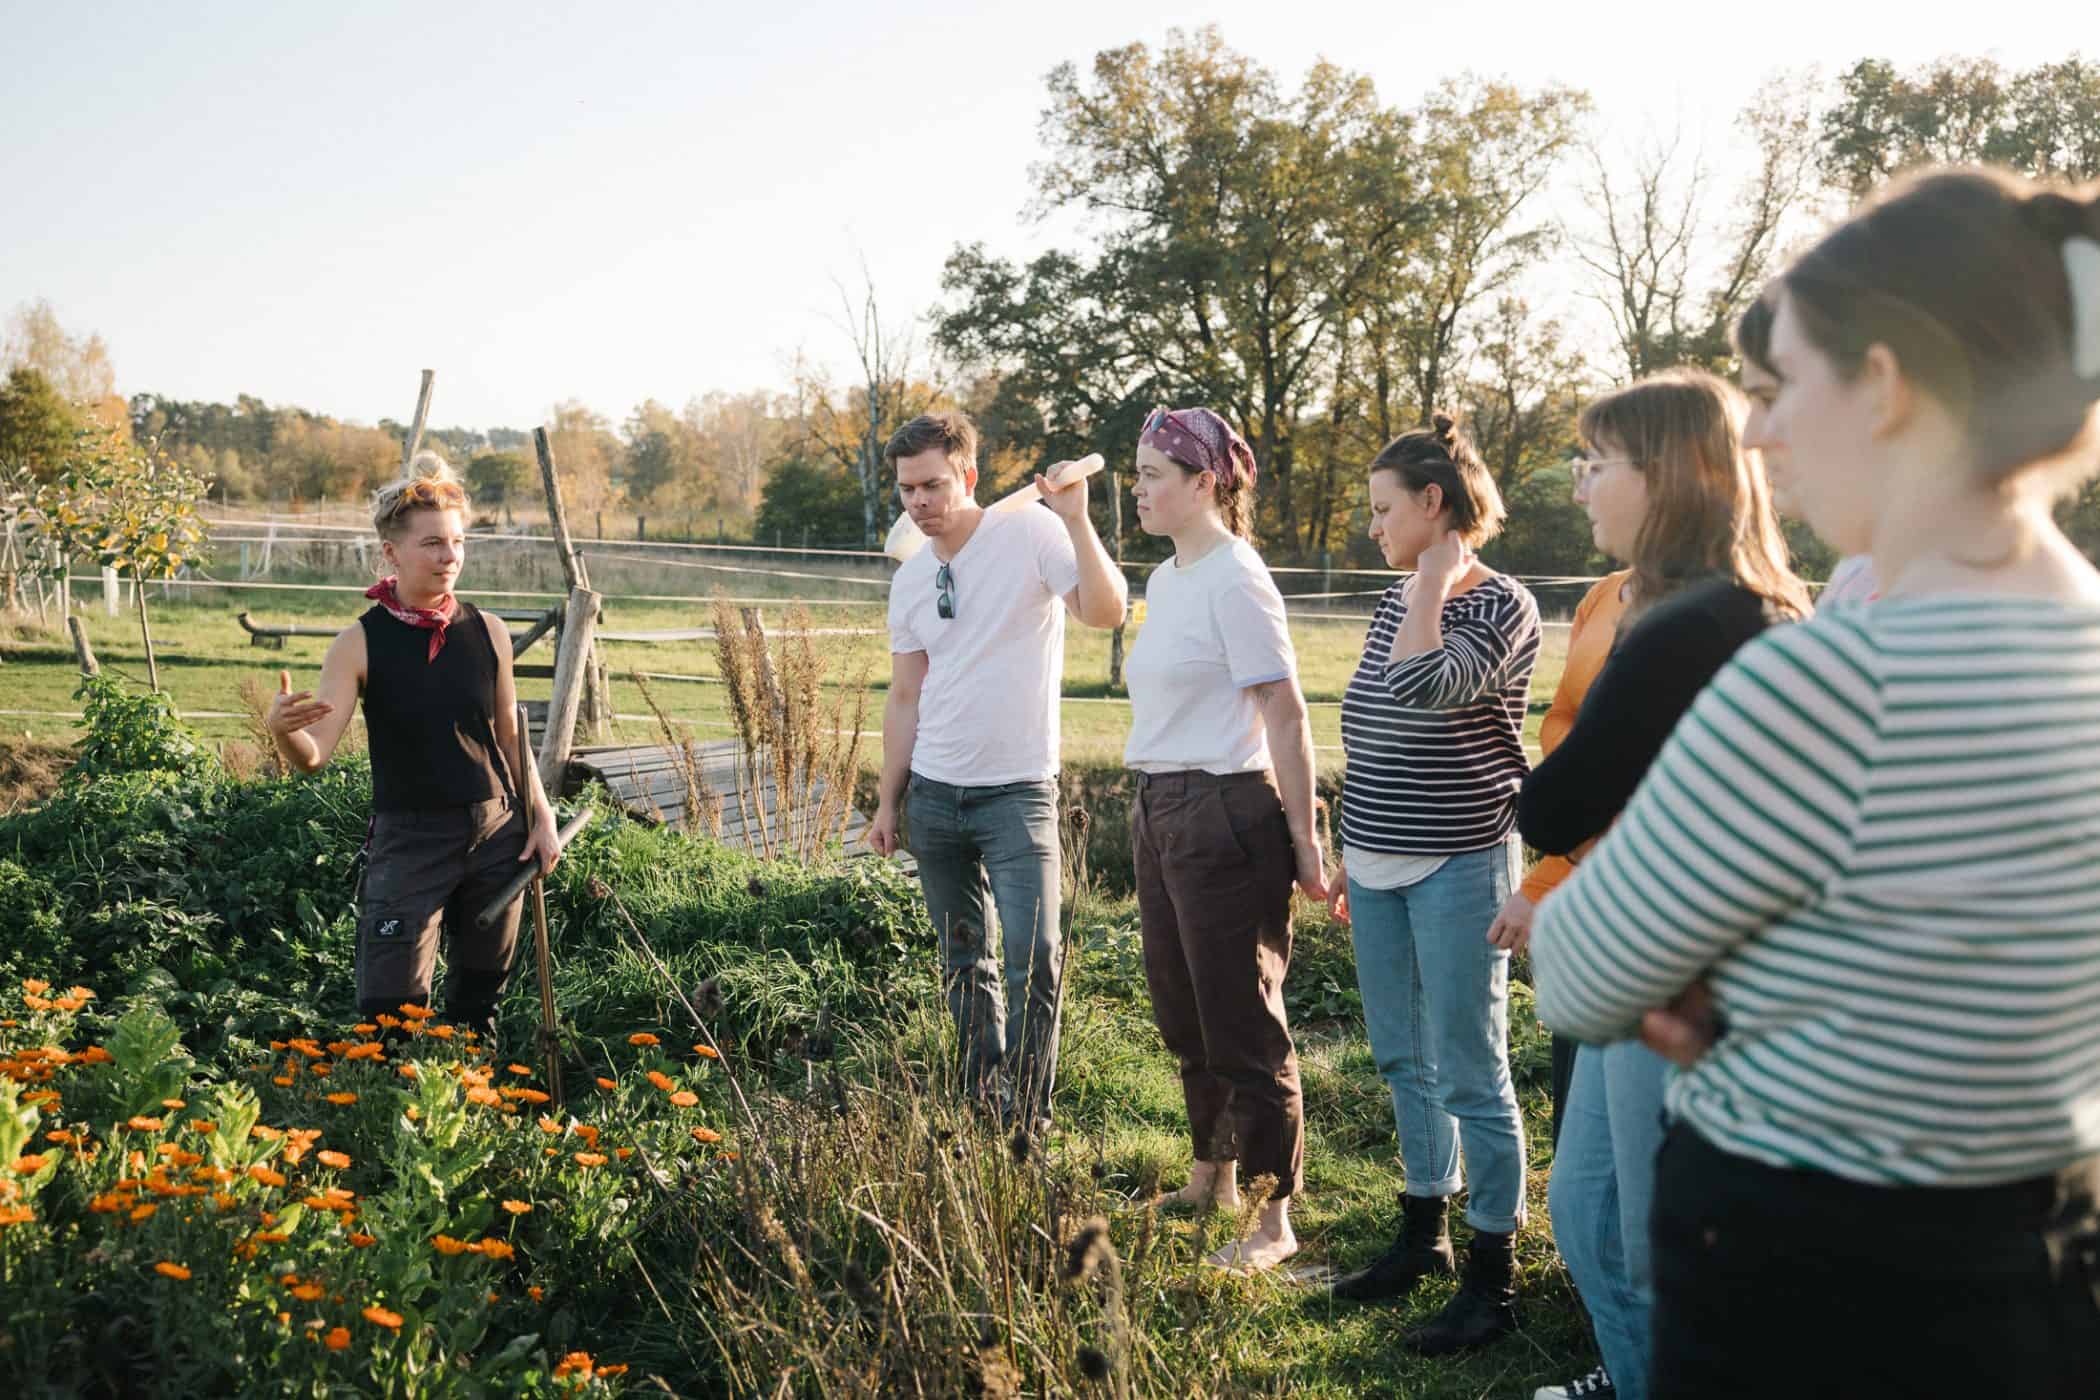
[1579,368,1811,621]
[1733,290,1776,378]
[1780,166,2100,485]
[1147,436,1255,539]
[371,452,469,541]
[883,412,978,479]
[1369,411,1507,547]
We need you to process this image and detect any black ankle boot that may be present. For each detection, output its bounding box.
[1404,1228,1517,1355]
[1330,1193,1456,1302]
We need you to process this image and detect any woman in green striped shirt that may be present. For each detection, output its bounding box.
[1533,165,2100,1398]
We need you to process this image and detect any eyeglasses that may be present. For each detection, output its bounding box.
[1570,455,1641,485]
[936,561,956,621]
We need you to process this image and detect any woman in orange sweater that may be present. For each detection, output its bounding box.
[1484,526,1631,1145]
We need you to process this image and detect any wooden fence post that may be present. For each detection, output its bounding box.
[532,429,609,741]
[401,370,435,469]
[537,585,602,793]
[67,616,98,676]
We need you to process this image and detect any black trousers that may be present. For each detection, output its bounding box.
[1652,1122,2100,1399]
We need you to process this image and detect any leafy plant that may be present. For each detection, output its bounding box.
[68,672,209,783]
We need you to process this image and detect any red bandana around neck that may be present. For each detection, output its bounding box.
[366,577,457,662]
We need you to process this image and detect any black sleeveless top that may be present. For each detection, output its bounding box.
[359,598,513,811]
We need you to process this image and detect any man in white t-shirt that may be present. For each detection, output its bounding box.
[870,412,1127,1129]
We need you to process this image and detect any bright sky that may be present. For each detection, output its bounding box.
[0,0,2074,433]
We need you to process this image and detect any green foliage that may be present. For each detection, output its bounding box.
[754,453,862,547]
[67,673,210,784]
[0,366,81,479]
[36,432,210,583]
[1820,54,2100,195]
[466,450,530,508]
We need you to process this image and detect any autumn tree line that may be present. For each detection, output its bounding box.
[5,41,2100,578]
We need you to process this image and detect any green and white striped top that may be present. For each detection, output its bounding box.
[1533,595,2100,1187]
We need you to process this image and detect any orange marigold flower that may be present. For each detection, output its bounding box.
[509,1088,549,1105]
[645,1070,675,1092]
[0,1205,34,1226]
[22,995,52,1011]
[10,1154,49,1174]
[125,1116,163,1132]
[572,1152,607,1169]
[598,1364,629,1378]
[249,1166,287,1188]
[348,1232,377,1247]
[529,1285,544,1302]
[352,1023,378,1035]
[76,1046,113,1065]
[272,1076,295,1087]
[466,1086,503,1107]
[669,1091,699,1108]
[324,1326,351,1351]
[23,1086,63,1102]
[130,1203,158,1222]
[553,1351,594,1378]
[154,1261,191,1280]
[21,978,48,995]
[341,1043,384,1062]
[310,1062,334,1076]
[487,1290,500,1303]
[507,1064,533,1077]
[424,1024,454,1040]
[474,1238,516,1260]
[251,1125,284,1141]
[397,1065,418,1080]
[325,1092,358,1106]
[44,1130,74,1145]
[573,1124,600,1149]
[433,1234,471,1255]
[317,1150,350,1170]
[49,997,85,1013]
[595,1076,617,1091]
[501,1200,532,1215]
[361,1305,403,1330]
[544,1148,557,1158]
[404,1106,420,1121]
[614,1147,634,1160]
[691,1127,722,1144]
[399,1004,435,1021]
[626,1033,659,1047]
[189,1120,216,1134]
[159,1097,185,1110]
[374,1014,401,1029]
[291,1282,324,1301]
[692,1043,720,1060]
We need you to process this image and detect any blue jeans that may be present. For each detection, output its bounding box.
[1549,1041,1670,1400]
[1348,839,1527,1232]
[906,774,1062,1122]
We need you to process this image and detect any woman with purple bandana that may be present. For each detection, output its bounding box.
[1123,405,1328,1272]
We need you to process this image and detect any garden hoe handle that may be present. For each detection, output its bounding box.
[518,703,564,1107]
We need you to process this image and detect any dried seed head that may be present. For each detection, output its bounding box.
[745,876,768,899]
[694,976,724,1018]
[586,876,611,900]
[1008,1124,1033,1166]
[1076,1344,1111,1381]
[1063,1216,1110,1282]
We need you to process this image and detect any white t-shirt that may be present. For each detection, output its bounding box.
[1123,537,1295,774]
[888,505,1080,786]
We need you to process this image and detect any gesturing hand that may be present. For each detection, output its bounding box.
[266,669,332,740]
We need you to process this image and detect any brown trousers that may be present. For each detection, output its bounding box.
[355,797,526,1016]
[1132,769,1304,1199]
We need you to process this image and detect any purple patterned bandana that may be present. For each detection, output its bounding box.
[1139,406,1258,491]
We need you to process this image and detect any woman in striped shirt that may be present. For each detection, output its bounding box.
[1327,413,1541,1357]
[1533,166,2100,1397]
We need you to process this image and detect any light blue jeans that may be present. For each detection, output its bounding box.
[906,774,1062,1123]
[1548,1041,1670,1400]
[1347,838,1527,1232]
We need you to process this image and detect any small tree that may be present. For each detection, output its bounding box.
[36,432,210,693]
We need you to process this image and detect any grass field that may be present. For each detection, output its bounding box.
[0,575,1571,764]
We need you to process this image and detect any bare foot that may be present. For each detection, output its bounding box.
[1152,1179,1242,1212]
[1206,1221,1299,1273]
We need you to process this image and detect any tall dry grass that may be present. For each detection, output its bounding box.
[710,598,866,864]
